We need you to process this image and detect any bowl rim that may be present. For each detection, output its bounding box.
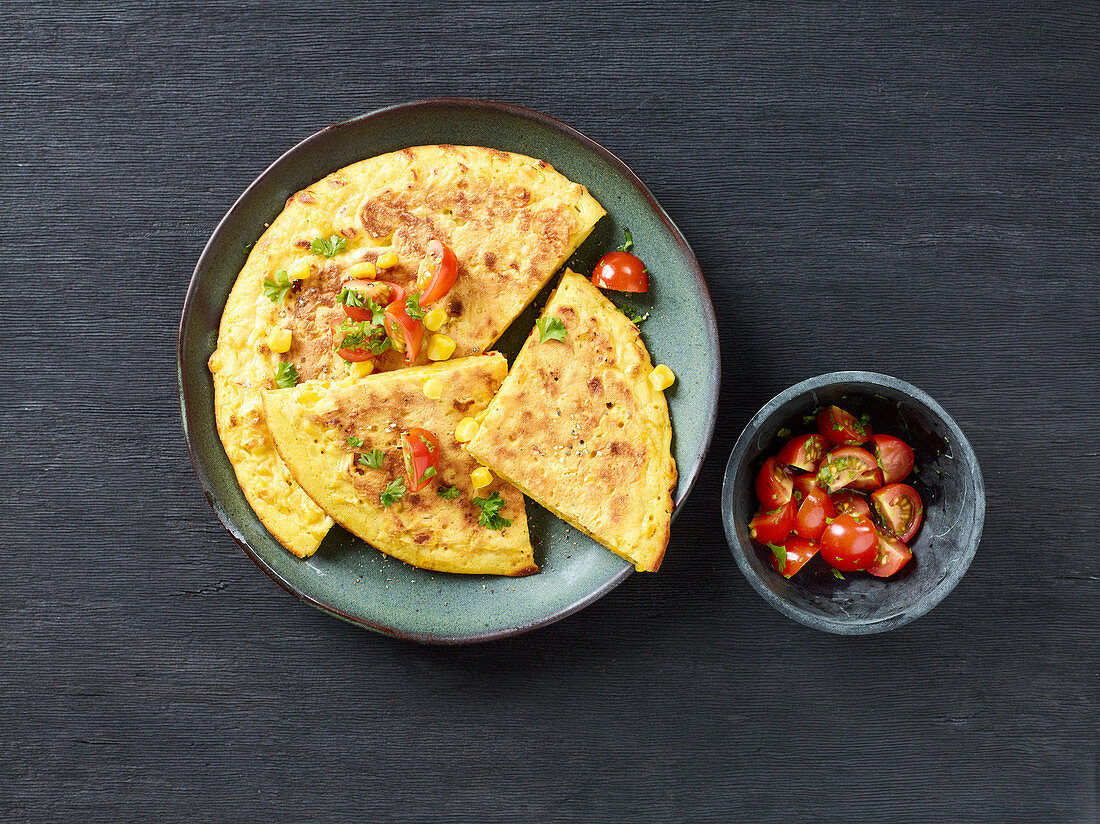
[178,97,720,643]
[721,370,985,635]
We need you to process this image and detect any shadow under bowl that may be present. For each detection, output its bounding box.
[722,371,985,635]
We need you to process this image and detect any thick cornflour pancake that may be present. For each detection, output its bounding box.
[466,272,677,572]
[209,145,604,556]
[262,354,537,577]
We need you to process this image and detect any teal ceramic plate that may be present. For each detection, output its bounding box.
[179,99,719,643]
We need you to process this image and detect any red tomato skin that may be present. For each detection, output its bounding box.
[401,427,441,492]
[816,405,873,446]
[749,500,796,545]
[820,513,880,572]
[756,457,795,508]
[831,490,872,518]
[870,434,915,484]
[849,467,884,492]
[770,535,820,578]
[337,347,376,362]
[384,301,424,363]
[591,251,649,292]
[792,473,818,505]
[795,486,837,542]
[867,528,913,577]
[419,240,458,305]
[816,446,878,492]
[871,483,924,542]
[777,434,828,472]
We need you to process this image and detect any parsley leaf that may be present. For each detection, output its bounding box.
[436,485,459,499]
[338,287,365,308]
[535,316,567,344]
[337,291,385,325]
[616,228,634,253]
[262,270,293,302]
[618,304,647,325]
[418,434,435,453]
[832,568,846,580]
[473,490,513,531]
[419,466,437,483]
[337,319,390,355]
[379,477,406,507]
[777,427,792,439]
[767,542,787,573]
[359,449,384,470]
[346,435,364,448]
[274,361,298,388]
[310,234,347,258]
[405,292,425,320]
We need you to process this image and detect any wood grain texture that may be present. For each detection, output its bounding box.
[1,1,1096,822]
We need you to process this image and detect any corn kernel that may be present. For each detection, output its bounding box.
[470,467,493,489]
[377,251,399,269]
[426,333,456,361]
[648,364,676,391]
[267,326,292,353]
[423,377,444,400]
[423,307,448,332]
[287,257,311,281]
[474,408,489,424]
[347,261,377,280]
[349,360,374,379]
[454,417,480,443]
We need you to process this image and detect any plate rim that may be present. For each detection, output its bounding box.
[178,97,720,643]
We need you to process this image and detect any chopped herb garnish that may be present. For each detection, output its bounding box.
[618,303,647,324]
[436,485,459,499]
[777,427,792,439]
[346,435,365,448]
[802,413,817,425]
[262,270,293,302]
[310,234,347,258]
[419,466,437,483]
[767,542,787,572]
[338,287,364,307]
[337,319,390,355]
[418,434,435,453]
[616,228,634,252]
[536,316,567,344]
[473,490,513,531]
[274,361,298,388]
[360,449,384,470]
[832,568,846,580]
[405,292,425,320]
[380,477,406,507]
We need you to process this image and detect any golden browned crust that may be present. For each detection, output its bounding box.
[466,272,677,571]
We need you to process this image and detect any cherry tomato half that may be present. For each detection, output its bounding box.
[816,405,873,446]
[341,279,398,322]
[749,499,796,545]
[384,300,424,363]
[769,535,820,578]
[820,512,880,572]
[591,250,649,292]
[792,473,818,505]
[831,490,872,518]
[756,457,795,508]
[795,485,837,542]
[419,240,459,305]
[777,433,828,472]
[401,427,441,491]
[849,467,884,492]
[866,528,913,577]
[870,434,915,484]
[816,446,878,493]
[337,347,376,362]
[871,483,924,542]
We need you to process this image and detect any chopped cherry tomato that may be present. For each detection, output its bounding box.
[795,485,837,542]
[777,433,828,472]
[816,446,878,492]
[849,467,884,492]
[867,528,913,577]
[792,473,818,505]
[768,535,820,578]
[816,405,873,446]
[337,347,376,362]
[756,457,795,508]
[419,240,458,305]
[820,512,880,572]
[384,300,424,363]
[591,250,649,292]
[401,427,441,492]
[749,500,796,545]
[831,490,872,518]
[870,434,915,484]
[871,483,924,542]
[340,279,397,321]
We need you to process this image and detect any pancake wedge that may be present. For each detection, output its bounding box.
[262,354,537,576]
[466,272,677,571]
[209,145,604,557]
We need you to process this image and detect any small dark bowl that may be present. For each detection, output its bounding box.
[722,372,985,634]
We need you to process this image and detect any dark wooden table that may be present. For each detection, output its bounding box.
[4,2,1096,821]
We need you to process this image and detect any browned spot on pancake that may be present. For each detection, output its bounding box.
[453,399,475,413]
[328,178,346,188]
[408,494,422,507]
[447,298,464,316]
[587,376,603,395]
[489,149,510,160]
[293,238,311,250]
[360,190,413,238]
[559,306,577,320]
[401,147,415,160]
[297,191,316,204]
[414,533,429,544]
[339,226,358,239]
[484,251,497,270]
